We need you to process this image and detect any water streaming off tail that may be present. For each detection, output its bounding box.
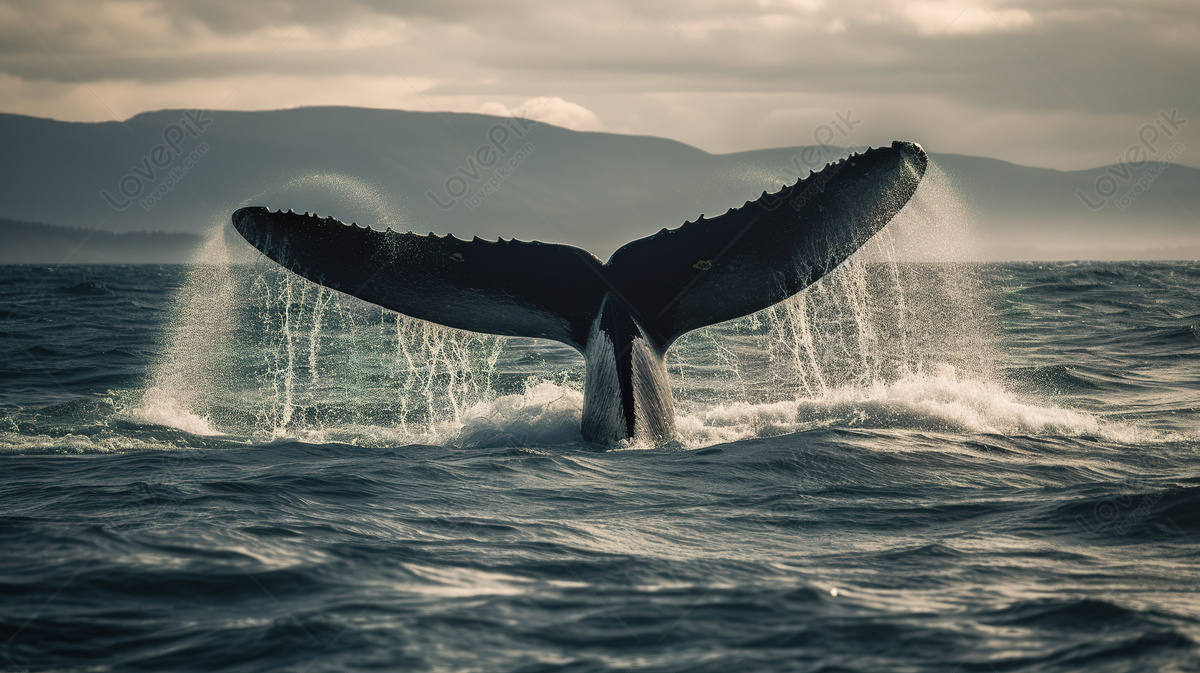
[137,162,1125,446]
[141,254,507,442]
[663,163,1114,443]
[137,175,508,444]
[671,162,995,401]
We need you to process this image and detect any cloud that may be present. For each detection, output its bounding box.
[0,0,1196,169]
[480,97,605,132]
[901,3,1033,36]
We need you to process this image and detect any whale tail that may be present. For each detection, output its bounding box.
[233,141,928,442]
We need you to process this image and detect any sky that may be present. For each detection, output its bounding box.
[0,0,1197,170]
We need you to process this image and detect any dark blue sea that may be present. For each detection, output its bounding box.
[2,253,1199,671]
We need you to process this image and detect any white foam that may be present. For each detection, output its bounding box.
[201,381,587,449]
[0,431,172,455]
[675,364,1145,447]
[126,365,1148,449]
[129,387,221,436]
[291,367,1149,451]
[448,381,584,448]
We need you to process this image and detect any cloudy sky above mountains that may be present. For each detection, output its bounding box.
[1,0,1196,169]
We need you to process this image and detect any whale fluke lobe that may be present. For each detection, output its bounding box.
[232,207,610,350]
[233,141,927,442]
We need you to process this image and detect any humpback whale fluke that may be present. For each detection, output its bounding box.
[233,141,928,442]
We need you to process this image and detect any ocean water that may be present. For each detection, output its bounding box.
[2,251,1199,671]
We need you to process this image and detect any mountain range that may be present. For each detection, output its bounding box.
[1,106,1196,262]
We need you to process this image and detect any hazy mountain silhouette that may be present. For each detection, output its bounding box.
[0,219,200,264]
[0,106,1196,261]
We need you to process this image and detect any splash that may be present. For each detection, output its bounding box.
[267,171,409,233]
[136,161,1131,448]
[446,381,585,449]
[135,173,504,442]
[132,226,235,435]
[140,254,507,442]
[666,161,1139,446]
[671,161,997,405]
[133,387,220,437]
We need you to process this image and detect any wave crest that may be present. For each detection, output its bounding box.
[677,365,1144,447]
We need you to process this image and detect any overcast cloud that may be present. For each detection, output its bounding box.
[1,0,1197,169]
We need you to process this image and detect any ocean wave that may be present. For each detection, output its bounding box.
[57,281,115,296]
[428,368,1147,450]
[1003,364,1102,393]
[123,366,1153,451]
[678,365,1147,447]
[0,430,172,454]
[448,381,585,449]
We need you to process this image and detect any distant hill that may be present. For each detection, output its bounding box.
[0,219,200,264]
[0,106,1196,260]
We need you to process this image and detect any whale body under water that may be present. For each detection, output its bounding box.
[232,141,928,443]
